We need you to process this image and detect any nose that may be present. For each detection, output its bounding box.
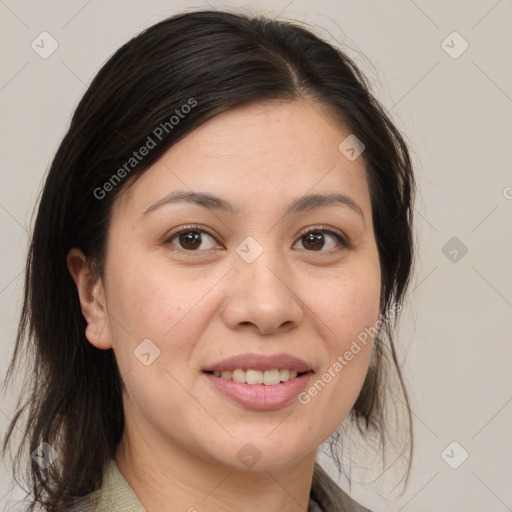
[220,249,304,335]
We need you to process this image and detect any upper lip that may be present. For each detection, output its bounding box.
[203,353,313,373]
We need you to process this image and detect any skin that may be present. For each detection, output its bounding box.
[68,98,382,512]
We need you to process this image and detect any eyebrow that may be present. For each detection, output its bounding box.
[141,190,365,224]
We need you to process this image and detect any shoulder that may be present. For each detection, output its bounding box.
[77,458,147,512]
[311,462,374,512]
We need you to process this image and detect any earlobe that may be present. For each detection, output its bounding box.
[66,248,112,350]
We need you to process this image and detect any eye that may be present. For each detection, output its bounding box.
[165,225,349,253]
[294,227,348,252]
[165,225,219,251]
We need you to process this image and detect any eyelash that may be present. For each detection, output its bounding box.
[164,224,350,253]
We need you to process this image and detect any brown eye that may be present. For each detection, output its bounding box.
[294,229,347,252]
[168,228,218,251]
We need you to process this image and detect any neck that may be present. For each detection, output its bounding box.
[115,418,317,512]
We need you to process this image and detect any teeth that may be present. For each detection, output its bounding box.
[211,368,304,385]
[246,369,263,385]
[262,369,280,385]
[232,369,245,383]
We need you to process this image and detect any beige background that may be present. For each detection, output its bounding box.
[1,1,511,510]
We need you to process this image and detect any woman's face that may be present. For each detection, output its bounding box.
[95,99,381,470]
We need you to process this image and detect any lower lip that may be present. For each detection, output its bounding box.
[203,372,313,410]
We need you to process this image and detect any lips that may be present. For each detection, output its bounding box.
[203,370,313,410]
[202,353,315,410]
[202,353,313,373]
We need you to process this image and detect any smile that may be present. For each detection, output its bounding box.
[202,370,314,410]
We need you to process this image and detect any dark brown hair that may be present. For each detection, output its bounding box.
[2,9,415,511]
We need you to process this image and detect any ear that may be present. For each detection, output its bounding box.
[67,248,111,350]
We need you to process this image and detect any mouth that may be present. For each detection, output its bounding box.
[201,353,314,410]
[202,369,313,410]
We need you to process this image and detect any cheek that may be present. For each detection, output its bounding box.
[104,249,218,372]
[318,284,379,389]
[311,259,381,349]
[298,256,381,429]
[104,260,216,421]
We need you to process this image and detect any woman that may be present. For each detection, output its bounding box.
[3,9,415,512]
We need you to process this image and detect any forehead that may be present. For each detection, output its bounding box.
[115,99,371,220]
